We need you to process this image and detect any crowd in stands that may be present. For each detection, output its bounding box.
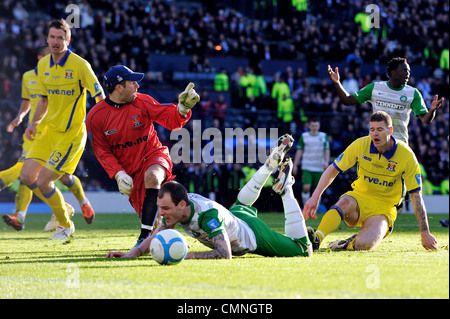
[0,0,448,208]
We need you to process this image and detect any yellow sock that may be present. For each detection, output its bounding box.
[27,183,70,227]
[67,175,85,202]
[346,237,357,251]
[15,183,33,213]
[0,162,23,189]
[43,187,71,228]
[27,182,50,203]
[316,206,344,244]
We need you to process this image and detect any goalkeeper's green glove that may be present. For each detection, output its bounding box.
[177,82,200,116]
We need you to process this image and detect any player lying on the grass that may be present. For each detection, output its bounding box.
[303,111,438,252]
[106,134,313,259]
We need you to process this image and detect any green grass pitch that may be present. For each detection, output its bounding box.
[0,212,448,299]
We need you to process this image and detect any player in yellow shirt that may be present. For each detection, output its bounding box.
[0,48,49,195]
[303,111,437,251]
[20,19,105,239]
[1,46,95,231]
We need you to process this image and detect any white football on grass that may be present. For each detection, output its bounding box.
[150,229,188,265]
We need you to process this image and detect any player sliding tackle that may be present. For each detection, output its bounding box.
[107,134,313,259]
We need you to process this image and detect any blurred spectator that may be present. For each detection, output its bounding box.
[238,66,257,108]
[202,163,220,200]
[212,94,228,126]
[346,49,363,73]
[188,54,203,72]
[440,48,449,70]
[198,90,212,127]
[12,3,28,21]
[0,0,448,204]
[341,72,359,94]
[254,69,267,108]
[271,73,291,111]
[277,93,295,135]
[214,67,229,92]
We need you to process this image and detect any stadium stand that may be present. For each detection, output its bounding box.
[0,0,448,210]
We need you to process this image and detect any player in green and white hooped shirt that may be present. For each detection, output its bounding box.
[293,118,330,214]
[106,134,312,259]
[327,57,444,144]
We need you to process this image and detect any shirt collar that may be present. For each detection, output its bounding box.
[49,49,72,67]
[105,96,127,108]
[370,136,398,159]
[386,80,405,91]
[181,201,195,225]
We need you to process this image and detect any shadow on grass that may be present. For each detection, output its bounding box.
[0,214,141,232]
[0,251,162,268]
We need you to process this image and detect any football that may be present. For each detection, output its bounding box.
[150,229,188,265]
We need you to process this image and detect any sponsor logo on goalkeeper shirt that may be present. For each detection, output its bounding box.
[110,135,148,150]
[104,129,117,136]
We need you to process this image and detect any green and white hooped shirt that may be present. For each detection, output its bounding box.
[353,81,428,144]
[174,193,257,255]
[296,131,329,172]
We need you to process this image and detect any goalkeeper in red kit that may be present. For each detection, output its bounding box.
[86,65,199,246]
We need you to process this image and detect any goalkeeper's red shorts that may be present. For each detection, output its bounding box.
[128,150,174,218]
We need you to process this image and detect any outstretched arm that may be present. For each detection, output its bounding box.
[25,97,48,141]
[292,149,302,176]
[327,65,359,106]
[409,190,438,250]
[418,94,444,124]
[106,222,170,258]
[185,233,232,259]
[303,164,340,219]
[7,100,30,133]
[177,82,200,117]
